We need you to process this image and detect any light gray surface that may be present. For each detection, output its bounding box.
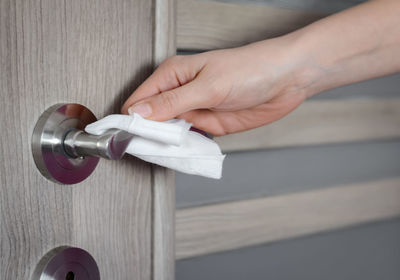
[177,0,326,51]
[176,178,400,259]
[174,71,400,209]
[176,140,400,208]
[176,218,400,280]
[175,0,399,278]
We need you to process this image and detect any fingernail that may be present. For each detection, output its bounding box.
[128,103,152,117]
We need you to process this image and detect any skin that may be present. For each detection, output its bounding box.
[122,0,400,136]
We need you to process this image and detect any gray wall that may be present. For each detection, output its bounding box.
[176,1,399,279]
[176,75,400,279]
[176,140,400,208]
[176,73,400,209]
[177,218,400,280]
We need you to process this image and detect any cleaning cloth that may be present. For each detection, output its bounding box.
[85,113,225,179]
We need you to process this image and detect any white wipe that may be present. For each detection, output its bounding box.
[85,113,225,179]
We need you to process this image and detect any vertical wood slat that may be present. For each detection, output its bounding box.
[1,0,154,279]
[152,0,177,279]
[152,166,176,280]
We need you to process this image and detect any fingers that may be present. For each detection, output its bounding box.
[121,73,164,114]
[127,79,213,121]
[121,55,206,114]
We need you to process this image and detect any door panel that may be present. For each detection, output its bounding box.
[0,0,154,278]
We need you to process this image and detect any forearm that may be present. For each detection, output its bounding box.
[284,0,400,98]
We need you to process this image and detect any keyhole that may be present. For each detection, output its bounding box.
[65,271,75,280]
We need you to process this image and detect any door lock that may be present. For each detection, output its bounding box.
[31,246,100,280]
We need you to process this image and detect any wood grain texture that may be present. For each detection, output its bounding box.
[216,99,400,152]
[152,1,177,280]
[0,0,154,279]
[152,166,176,280]
[177,0,326,50]
[154,0,177,66]
[176,177,400,259]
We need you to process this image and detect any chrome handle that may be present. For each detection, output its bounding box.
[63,129,133,160]
[32,103,132,185]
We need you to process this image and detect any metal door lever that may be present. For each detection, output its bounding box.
[63,128,133,160]
[32,103,132,185]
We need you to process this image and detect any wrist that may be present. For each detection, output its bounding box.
[241,33,327,101]
[281,31,329,99]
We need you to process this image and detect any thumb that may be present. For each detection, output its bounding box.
[127,80,210,121]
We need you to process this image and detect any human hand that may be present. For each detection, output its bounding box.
[122,0,400,136]
[122,37,310,136]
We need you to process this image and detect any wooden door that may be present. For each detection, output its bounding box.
[0,0,175,279]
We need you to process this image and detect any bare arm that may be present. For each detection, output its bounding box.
[291,0,400,97]
[122,0,400,136]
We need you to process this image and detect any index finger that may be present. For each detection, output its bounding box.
[121,55,205,114]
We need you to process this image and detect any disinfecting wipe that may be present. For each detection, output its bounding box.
[85,113,225,179]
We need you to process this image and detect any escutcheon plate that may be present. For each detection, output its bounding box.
[31,103,100,185]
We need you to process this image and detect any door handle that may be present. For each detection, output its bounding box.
[32,103,132,185]
[63,128,133,160]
